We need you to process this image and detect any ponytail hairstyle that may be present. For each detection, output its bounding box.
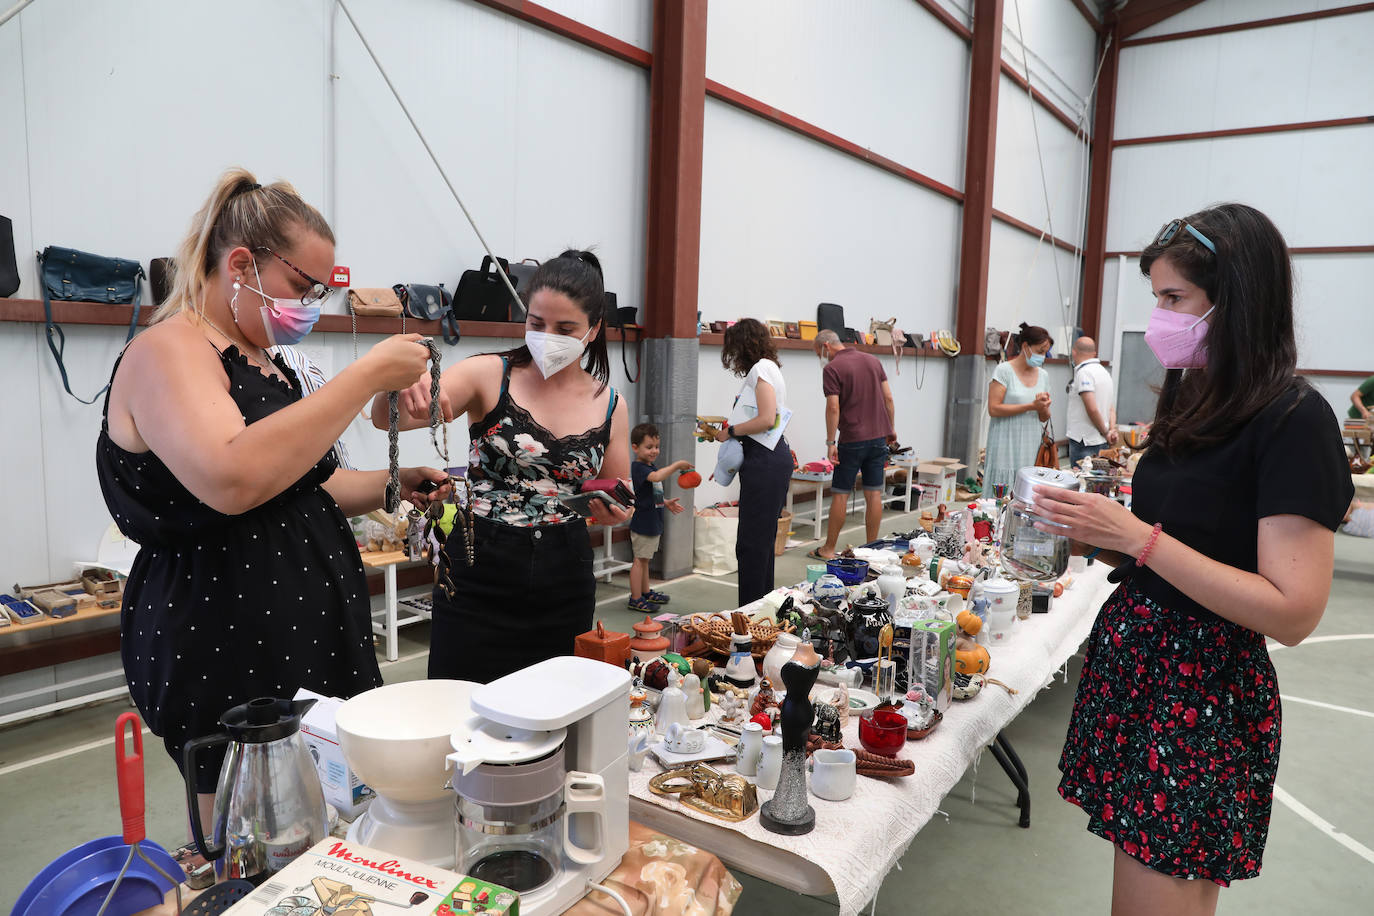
[501,249,611,392]
[154,167,334,324]
[1140,203,1299,457]
[1010,322,1052,357]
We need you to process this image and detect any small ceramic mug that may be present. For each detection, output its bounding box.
[664,722,705,754]
[809,748,858,801]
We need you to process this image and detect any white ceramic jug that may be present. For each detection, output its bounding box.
[762,633,801,688]
[809,748,857,801]
[756,735,784,791]
[736,721,764,776]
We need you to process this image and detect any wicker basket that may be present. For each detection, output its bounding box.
[682,613,792,659]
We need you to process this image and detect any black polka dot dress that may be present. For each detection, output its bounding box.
[96,346,382,793]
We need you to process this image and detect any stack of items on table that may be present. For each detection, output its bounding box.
[592,465,1085,836]
[1,568,123,626]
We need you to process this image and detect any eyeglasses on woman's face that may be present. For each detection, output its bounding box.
[253,246,334,305]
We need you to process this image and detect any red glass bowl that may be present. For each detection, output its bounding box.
[858,706,908,757]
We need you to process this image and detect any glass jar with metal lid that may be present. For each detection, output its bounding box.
[999,467,1079,581]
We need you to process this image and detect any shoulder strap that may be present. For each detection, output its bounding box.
[498,356,512,400]
[604,387,618,421]
[42,254,143,404]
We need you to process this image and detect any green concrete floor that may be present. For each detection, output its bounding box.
[2,506,1371,913]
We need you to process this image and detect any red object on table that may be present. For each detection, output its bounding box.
[973,520,992,541]
[858,706,908,757]
[750,713,773,732]
[678,469,702,489]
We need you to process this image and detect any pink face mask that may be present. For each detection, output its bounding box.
[1144,305,1214,369]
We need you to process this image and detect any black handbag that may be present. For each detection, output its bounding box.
[38,245,145,403]
[0,216,18,298]
[605,291,641,383]
[817,302,845,335]
[454,255,519,322]
[150,257,175,306]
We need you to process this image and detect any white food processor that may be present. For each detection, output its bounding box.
[335,679,478,866]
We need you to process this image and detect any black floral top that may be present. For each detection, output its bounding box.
[467,358,618,527]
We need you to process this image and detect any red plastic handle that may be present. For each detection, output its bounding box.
[114,711,145,845]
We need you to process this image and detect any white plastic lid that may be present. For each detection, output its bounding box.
[470,655,631,731]
[448,715,567,776]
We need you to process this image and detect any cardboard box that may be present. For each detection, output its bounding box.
[917,460,967,506]
[294,688,374,820]
[909,618,956,713]
[799,320,818,341]
[224,838,518,915]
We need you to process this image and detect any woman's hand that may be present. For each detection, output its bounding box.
[400,467,452,506]
[588,497,634,527]
[1033,391,1052,421]
[361,334,436,394]
[398,371,455,424]
[1032,487,1153,557]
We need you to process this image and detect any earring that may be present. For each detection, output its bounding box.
[230,280,241,320]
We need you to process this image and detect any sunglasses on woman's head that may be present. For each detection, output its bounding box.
[252,246,335,305]
[1153,219,1216,255]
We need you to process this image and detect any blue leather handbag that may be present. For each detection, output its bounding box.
[38,245,145,403]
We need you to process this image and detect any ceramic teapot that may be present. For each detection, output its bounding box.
[847,595,892,661]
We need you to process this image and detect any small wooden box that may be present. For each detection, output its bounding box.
[30,587,78,618]
[575,621,631,668]
[81,569,122,597]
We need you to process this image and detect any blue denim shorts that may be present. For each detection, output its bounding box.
[831,437,888,493]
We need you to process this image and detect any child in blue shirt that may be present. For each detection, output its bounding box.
[629,423,691,611]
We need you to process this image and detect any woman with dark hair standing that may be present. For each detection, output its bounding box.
[704,319,793,605]
[383,250,631,683]
[984,322,1053,493]
[1037,204,1351,914]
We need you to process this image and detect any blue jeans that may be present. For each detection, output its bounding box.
[1068,438,1104,465]
[831,437,888,493]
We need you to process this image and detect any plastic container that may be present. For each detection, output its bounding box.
[806,563,827,583]
[999,467,1078,582]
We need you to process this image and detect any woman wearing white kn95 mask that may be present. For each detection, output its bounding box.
[377,249,631,683]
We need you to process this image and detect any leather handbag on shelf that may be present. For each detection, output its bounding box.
[817,302,845,335]
[396,283,460,345]
[0,215,19,298]
[454,255,519,322]
[347,287,403,317]
[606,291,641,383]
[869,317,896,348]
[1035,418,1060,469]
[38,245,145,403]
[149,257,175,306]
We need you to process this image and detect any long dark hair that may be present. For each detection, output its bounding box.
[1141,203,1299,456]
[501,249,610,392]
[721,318,781,376]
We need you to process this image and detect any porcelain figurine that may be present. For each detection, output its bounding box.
[827,684,851,724]
[654,669,691,737]
[716,689,746,724]
[627,732,652,772]
[682,672,706,719]
[749,678,777,720]
[955,610,991,675]
[628,684,655,739]
[760,641,821,836]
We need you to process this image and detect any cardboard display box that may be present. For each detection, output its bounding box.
[295,688,374,820]
[909,618,956,713]
[224,838,518,915]
[918,458,968,506]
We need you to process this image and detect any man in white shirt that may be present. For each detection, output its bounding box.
[1065,337,1117,465]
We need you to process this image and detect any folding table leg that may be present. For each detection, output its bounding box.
[989,730,1030,827]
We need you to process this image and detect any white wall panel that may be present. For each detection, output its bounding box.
[986,221,1078,351]
[1105,125,1374,251]
[1131,0,1360,40]
[706,0,971,191]
[1291,254,1374,371]
[0,22,33,298]
[1001,0,1101,114]
[534,0,653,50]
[1098,255,1122,361]
[932,0,973,29]
[700,99,964,332]
[993,74,1091,239]
[1117,12,1374,139]
[333,0,650,311]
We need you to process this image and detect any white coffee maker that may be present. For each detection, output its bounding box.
[447,656,631,915]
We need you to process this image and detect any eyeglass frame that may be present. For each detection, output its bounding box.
[252,246,335,305]
[1152,219,1216,255]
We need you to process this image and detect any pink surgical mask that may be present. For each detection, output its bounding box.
[1144,305,1214,369]
[247,261,322,347]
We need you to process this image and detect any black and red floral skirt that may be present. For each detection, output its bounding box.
[1058,580,1280,885]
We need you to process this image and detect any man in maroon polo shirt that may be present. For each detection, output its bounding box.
[809,330,896,559]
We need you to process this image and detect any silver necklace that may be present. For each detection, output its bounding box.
[198,312,275,375]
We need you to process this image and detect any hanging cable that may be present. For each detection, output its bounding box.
[334,0,521,304]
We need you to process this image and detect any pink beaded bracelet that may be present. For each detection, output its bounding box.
[1137,523,1163,568]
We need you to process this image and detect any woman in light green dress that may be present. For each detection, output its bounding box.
[984,323,1053,493]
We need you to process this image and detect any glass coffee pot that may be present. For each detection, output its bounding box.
[999,466,1079,582]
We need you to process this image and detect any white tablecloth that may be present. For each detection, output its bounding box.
[628,563,1119,916]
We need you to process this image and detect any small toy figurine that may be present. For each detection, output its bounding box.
[955,611,991,675]
[827,685,851,724]
[813,701,842,744]
[750,677,777,719]
[716,689,746,724]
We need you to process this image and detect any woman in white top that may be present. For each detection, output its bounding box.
[705,318,792,605]
[984,322,1053,493]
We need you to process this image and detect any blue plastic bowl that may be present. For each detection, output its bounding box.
[825,557,869,585]
[12,836,125,916]
[19,839,181,916]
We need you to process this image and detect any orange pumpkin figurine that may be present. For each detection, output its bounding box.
[954,611,991,675]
